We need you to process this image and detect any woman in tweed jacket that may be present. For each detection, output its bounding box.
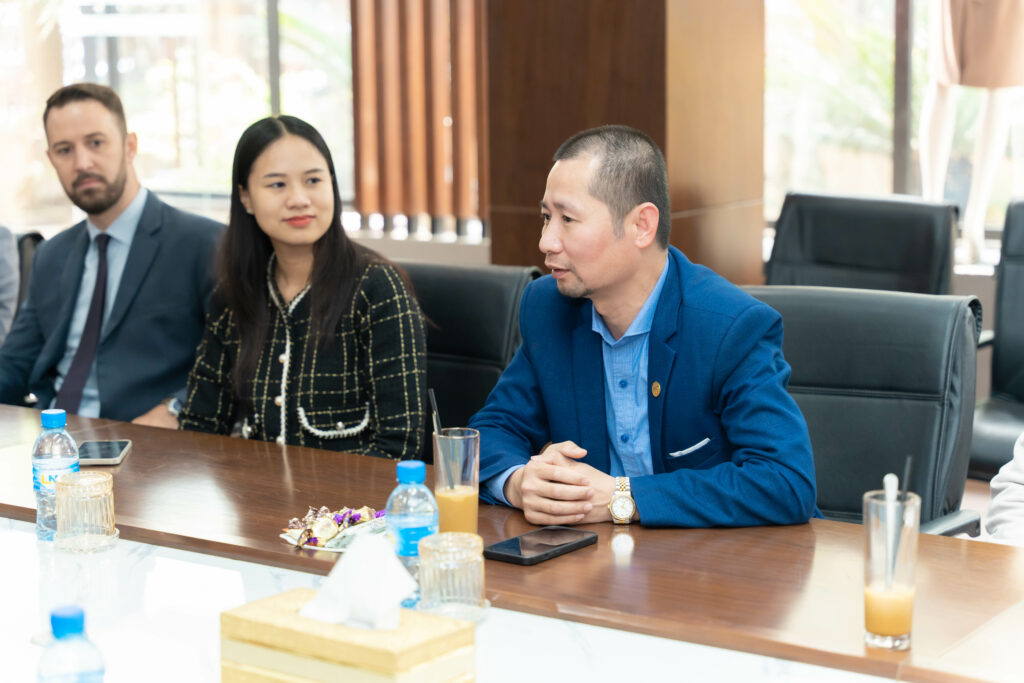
[180,116,426,459]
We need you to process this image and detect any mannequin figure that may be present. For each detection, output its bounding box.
[918,0,1024,263]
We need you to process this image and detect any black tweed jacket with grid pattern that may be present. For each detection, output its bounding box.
[179,261,426,460]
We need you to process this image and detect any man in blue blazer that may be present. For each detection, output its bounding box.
[0,83,221,425]
[470,126,817,528]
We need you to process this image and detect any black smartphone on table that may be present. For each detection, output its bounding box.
[78,439,132,466]
[483,526,598,565]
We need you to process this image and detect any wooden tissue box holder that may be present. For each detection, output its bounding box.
[221,588,475,682]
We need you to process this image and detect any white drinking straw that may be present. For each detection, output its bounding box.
[883,473,899,589]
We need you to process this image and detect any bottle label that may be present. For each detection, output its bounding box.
[395,525,434,557]
[32,458,79,492]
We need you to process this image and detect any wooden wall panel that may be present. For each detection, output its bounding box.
[425,0,454,229]
[451,0,480,223]
[485,0,765,284]
[376,0,404,219]
[666,0,765,284]
[401,0,429,224]
[487,0,666,268]
[474,0,490,223]
[670,203,765,285]
[351,0,380,216]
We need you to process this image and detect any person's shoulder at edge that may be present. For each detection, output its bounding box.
[986,433,1024,543]
[356,259,424,307]
[28,220,90,267]
[203,284,237,328]
[670,247,770,323]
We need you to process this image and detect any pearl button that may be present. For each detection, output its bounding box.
[278,353,287,363]
[336,422,345,430]
[274,395,283,406]
[276,435,285,445]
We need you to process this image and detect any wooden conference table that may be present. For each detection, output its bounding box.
[0,405,1021,683]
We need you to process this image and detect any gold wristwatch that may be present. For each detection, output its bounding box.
[608,477,636,524]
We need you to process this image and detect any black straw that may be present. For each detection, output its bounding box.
[899,455,913,502]
[428,388,442,436]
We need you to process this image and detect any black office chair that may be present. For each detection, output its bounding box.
[16,232,43,313]
[398,261,541,460]
[970,200,1024,479]
[746,285,981,536]
[766,192,956,294]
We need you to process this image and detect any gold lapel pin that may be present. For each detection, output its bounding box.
[651,381,661,398]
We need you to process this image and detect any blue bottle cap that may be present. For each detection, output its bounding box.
[40,409,66,429]
[396,460,426,484]
[50,605,85,638]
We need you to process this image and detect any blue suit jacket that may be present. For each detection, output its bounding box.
[470,247,818,527]
[0,192,222,421]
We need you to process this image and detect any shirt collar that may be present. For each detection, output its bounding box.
[592,256,670,345]
[85,187,148,245]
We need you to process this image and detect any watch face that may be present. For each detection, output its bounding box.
[611,495,635,520]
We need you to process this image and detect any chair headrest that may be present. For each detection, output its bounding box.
[745,285,980,395]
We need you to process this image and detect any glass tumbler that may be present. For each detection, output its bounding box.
[863,490,920,651]
[55,471,118,553]
[434,428,480,534]
[417,532,488,622]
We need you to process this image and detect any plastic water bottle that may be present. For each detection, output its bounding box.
[385,460,439,605]
[32,409,79,541]
[38,605,105,682]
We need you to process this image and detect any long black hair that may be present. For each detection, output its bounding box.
[220,115,376,403]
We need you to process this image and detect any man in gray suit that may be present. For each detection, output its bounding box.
[0,83,222,426]
[0,225,17,345]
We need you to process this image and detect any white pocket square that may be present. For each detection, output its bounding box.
[669,438,710,458]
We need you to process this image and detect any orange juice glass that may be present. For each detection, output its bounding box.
[434,428,479,534]
[863,490,920,651]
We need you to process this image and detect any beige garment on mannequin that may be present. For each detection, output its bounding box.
[930,0,1024,88]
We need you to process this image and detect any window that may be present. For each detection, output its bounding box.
[765,1,896,220]
[765,0,1024,254]
[0,0,353,234]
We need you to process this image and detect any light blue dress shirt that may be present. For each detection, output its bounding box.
[592,258,669,478]
[53,188,147,417]
[485,258,670,503]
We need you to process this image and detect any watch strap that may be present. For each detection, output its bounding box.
[610,477,635,524]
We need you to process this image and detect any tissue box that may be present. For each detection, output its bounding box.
[221,588,475,682]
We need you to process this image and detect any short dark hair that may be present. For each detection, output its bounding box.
[43,83,128,137]
[554,125,670,249]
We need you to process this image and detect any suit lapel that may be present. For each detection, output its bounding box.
[102,194,162,342]
[44,225,90,366]
[647,253,681,475]
[571,301,609,472]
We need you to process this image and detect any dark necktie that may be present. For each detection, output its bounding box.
[56,233,111,414]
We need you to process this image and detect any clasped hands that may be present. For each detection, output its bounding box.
[503,441,616,525]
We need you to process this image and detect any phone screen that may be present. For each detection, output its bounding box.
[484,526,597,564]
[78,440,131,465]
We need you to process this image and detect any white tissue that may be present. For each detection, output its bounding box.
[299,534,416,630]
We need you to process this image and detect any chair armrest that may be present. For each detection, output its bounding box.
[978,329,995,348]
[920,509,981,537]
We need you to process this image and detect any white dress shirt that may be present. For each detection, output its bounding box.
[985,431,1024,542]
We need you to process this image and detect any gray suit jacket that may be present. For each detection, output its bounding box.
[0,192,223,420]
[0,225,16,345]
